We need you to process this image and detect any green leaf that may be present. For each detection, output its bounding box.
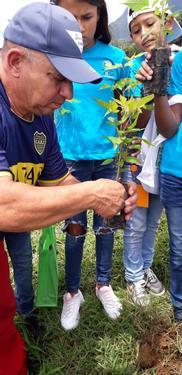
[142,138,153,146]
[129,144,141,150]
[99,84,114,90]
[102,158,114,165]
[106,136,121,149]
[125,156,141,164]
[95,98,109,110]
[104,63,123,70]
[60,108,71,115]
[120,0,149,12]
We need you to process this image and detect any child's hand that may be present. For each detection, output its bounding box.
[136,54,153,82]
[136,52,173,83]
[128,138,142,157]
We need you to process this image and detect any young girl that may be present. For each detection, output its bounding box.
[53,0,132,330]
[137,49,182,320]
[122,4,180,306]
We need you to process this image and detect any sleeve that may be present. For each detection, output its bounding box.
[0,112,12,178]
[38,117,68,185]
[168,51,182,96]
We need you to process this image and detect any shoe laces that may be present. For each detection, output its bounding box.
[145,268,157,283]
[134,280,146,297]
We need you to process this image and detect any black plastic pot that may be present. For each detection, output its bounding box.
[143,47,171,96]
[106,182,129,230]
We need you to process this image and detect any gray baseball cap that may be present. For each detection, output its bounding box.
[4,2,102,84]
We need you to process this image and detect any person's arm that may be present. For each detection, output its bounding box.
[136,60,180,138]
[0,175,137,232]
[41,172,138,221]
[154,97,181,138]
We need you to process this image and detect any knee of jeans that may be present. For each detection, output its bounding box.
[64,221,87,237]
[94,225,115,235]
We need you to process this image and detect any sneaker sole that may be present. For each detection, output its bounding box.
[60,297,85,331]
[61,313,80,331]
[147,288,165,296]
[103,306,122,320]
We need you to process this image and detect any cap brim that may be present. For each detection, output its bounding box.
[46,54,102,84]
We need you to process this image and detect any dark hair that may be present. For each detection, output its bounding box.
[50,0,111,44]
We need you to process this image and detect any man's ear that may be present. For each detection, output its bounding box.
[6,48,24,77]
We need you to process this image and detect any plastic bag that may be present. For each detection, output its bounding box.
[137,134,165,194]
[137,95,182,194]
[35,226,58,307]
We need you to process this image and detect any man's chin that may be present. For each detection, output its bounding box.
[36,105,62,116]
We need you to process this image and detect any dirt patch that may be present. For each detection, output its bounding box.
[137,323,182,374]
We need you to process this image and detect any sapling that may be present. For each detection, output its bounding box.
[97,70,153,228]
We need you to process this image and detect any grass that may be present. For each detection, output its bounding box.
[15,213,182,375]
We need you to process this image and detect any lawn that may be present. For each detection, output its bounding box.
[15,213,182,375]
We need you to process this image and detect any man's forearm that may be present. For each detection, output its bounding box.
[0,180,95,232]
[0,177,131,232]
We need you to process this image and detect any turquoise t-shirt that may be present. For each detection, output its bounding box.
[168,50,182,96]
[127,54,143,97]
[55,41,131,160]
[160,50,182,177]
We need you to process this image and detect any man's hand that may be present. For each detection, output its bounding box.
[124,182,137,221]
[91,179,126,218]
[91,179,137,219]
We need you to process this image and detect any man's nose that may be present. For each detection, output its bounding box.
[59,80,73,100]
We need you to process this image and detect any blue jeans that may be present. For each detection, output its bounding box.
[6,232,34,316]
[160,173,182,310]
[123,193,163,282]
[64,160,116,293]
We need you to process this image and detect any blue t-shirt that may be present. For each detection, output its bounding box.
[0,81,68,185]
[168,50,182,96]
[127,54,143,97]
[160,51,182,178]
[55,41,134,160]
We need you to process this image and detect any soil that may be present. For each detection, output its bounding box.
[106,182,129,230]
[136,323,182,374]
[143,47,171,96]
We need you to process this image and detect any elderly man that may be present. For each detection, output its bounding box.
[0,2,137,374]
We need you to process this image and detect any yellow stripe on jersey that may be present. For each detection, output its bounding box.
[38,171,70,185]
[10,162,44,185]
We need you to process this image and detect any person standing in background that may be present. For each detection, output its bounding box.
[53,0,136,330]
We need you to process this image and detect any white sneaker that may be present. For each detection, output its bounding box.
[60,290,85,331]
[96,285,122,320]
[127,279,150,306]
